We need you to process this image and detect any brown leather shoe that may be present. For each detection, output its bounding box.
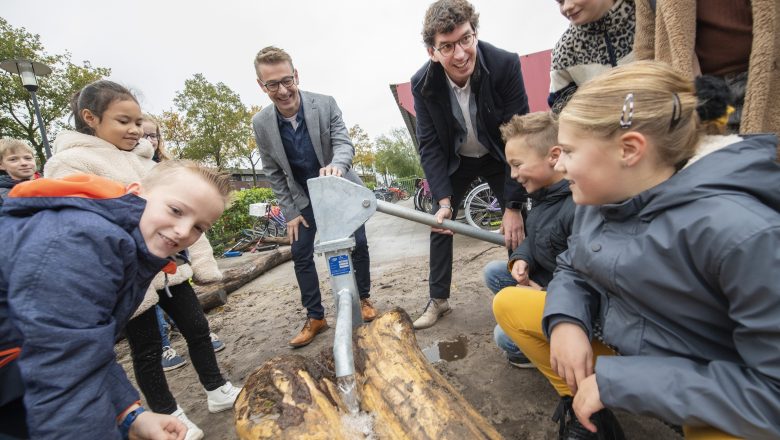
[360,298,378,322]
[288,317,329,348]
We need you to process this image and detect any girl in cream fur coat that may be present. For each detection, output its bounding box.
[45,80,239,440]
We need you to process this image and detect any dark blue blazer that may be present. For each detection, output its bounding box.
[411,40,529,203]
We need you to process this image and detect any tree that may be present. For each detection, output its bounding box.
[0,17,110,167]
[158,110,192,159]
[172,73,246,169]
[374,127,422,181]
[349,124,374,176]
[230,105,263,186]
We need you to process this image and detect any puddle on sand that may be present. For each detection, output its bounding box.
[422,335,468,363]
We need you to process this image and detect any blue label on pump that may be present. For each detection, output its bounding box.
[328,255,351,276]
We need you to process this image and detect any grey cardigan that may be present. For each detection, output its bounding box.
[252,90,362,221]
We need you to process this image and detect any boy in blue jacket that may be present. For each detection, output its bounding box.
[0,139,37,207]
[0,160,231,440]
[482,112,576,369]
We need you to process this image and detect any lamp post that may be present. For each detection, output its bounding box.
[0,59,53,158]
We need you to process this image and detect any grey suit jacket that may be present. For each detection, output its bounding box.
[252,90,363,220]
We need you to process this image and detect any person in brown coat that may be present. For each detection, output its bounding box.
[634,0,779,143]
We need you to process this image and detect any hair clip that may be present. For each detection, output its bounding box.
[619,93,634,129]
[669,93,682,131]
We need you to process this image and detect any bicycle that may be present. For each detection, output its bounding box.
[414,179,435,214]
[222,202,287,256]
[254,203,288,239]
[388,186,409,201]
[463,182,503,231]
[414,177,474,220]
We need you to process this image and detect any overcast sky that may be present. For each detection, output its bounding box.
[3,0,568,141]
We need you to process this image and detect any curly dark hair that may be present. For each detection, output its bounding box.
[422,0,479,48]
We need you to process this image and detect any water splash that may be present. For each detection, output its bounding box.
[341,411,377,440]
[337,374,360,415]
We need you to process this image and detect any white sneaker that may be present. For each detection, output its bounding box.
[206,381,242,413]
[171,406,204,440]
[413,298,451,329]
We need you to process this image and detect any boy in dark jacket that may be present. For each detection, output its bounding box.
[482,112,575,368]
[0,139,36,207]
[0,160,231,440]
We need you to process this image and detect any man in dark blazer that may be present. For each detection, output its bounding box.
[411,0,530,329]
[252,46,377,347]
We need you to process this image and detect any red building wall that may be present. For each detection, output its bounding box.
[393,48,552,118]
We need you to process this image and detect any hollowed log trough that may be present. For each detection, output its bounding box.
[235,308,503,439]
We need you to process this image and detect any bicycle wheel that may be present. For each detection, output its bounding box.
[421,192,434,214]
[464,183,502,231]
[414,187,423,211]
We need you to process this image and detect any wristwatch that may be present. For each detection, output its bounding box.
[505,201,524,210]
[119,406,146,439]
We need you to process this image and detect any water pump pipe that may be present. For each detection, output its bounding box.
[308,176,505,380]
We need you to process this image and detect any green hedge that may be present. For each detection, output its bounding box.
[207,187,276,255]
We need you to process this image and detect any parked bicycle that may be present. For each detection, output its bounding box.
[388,186,409,201]
[413,177,478,221]
[373,187,396,202]
[463,182,502,231]
[222,202,287,256]
[414,179,434,214]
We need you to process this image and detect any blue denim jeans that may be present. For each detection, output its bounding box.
[483,260,524,360]
[155,305,171,347]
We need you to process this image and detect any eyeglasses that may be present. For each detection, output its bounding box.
[433,33,476,57]
[259,75,297,92]
[143,133,158,140]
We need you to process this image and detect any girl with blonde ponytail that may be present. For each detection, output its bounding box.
[493,61,780,439]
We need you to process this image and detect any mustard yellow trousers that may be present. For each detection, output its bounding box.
[492,287,741,440]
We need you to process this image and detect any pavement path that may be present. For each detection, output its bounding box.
[246,197,500,285]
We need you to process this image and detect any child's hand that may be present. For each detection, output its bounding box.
[500,209,525,250]
[572,374,604,433]
[129,411,186,440]
[549,322,593,394]
[510,260,530,285]
[527,279,543,290]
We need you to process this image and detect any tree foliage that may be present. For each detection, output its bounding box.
[158,110,191,159]
[171,73,246,169]
[349,124,374,175]
[374,127,422,179]
[206,187,276,255]
[230,105,262,185]
[0,17,109,166]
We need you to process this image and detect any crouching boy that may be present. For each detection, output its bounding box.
[0,160,231,439]
[482,112,575,368]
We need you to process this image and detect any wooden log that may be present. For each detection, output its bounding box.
[259,235,291,245]
[194,247,292,311]
[197,288,227,310]
[234,308,503,439]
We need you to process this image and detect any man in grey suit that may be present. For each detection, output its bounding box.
[252,46,377,348]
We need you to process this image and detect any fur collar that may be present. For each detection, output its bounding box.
[53,130,154,159]
[684,134,743,169]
